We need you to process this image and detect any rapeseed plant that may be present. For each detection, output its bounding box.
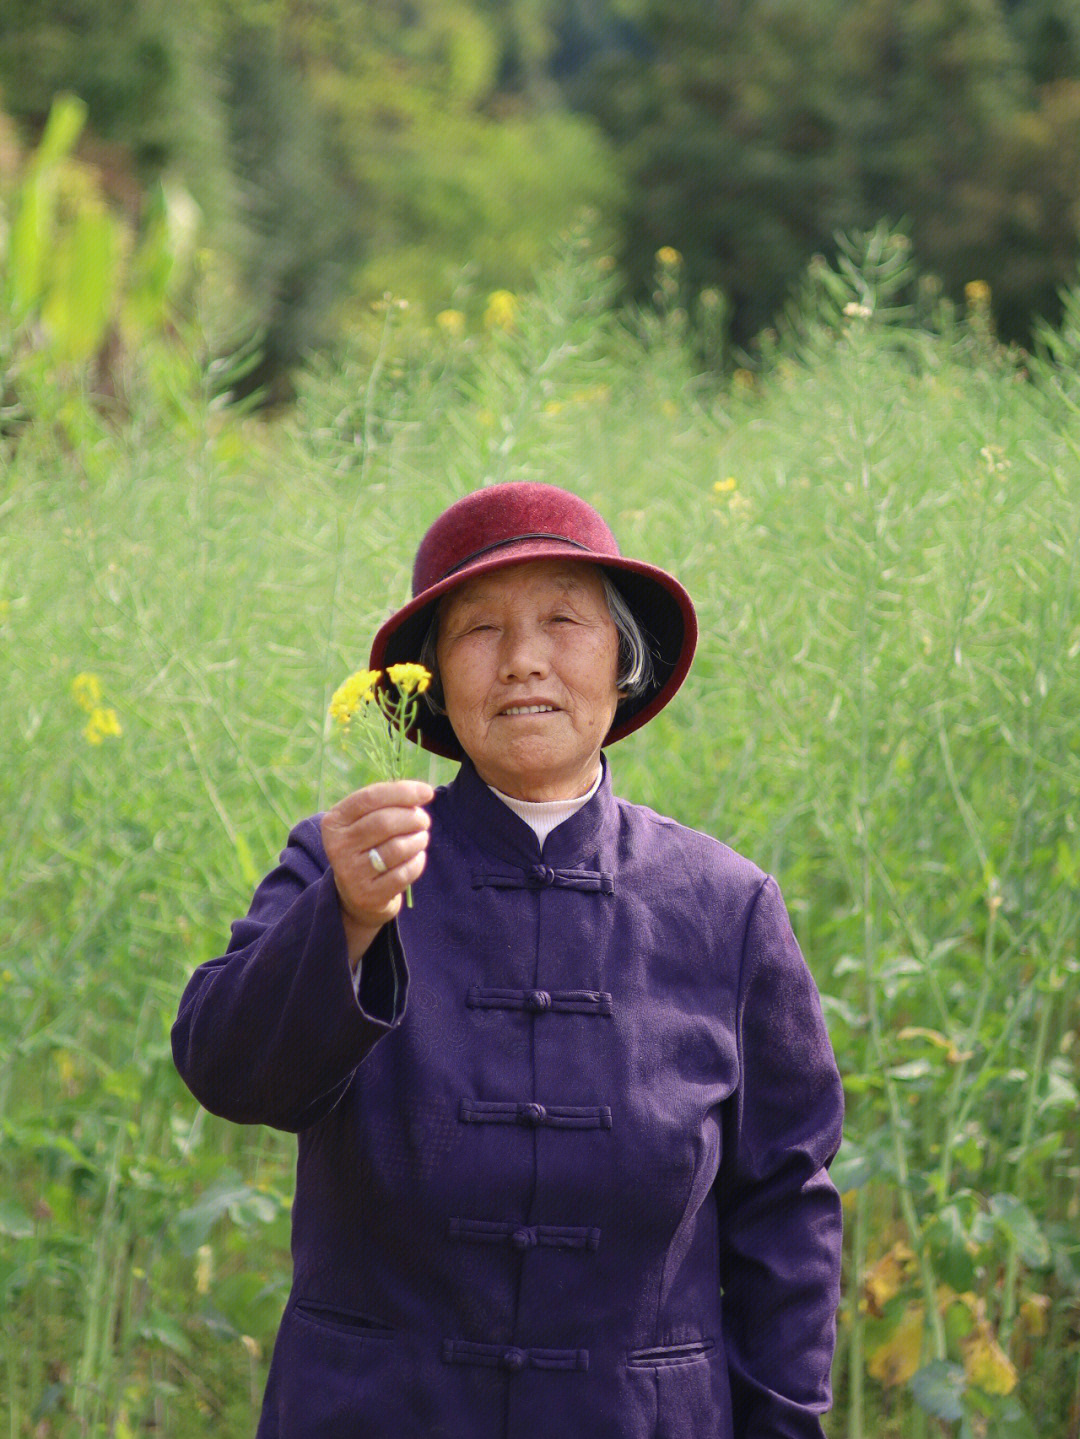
[328,663,432,904]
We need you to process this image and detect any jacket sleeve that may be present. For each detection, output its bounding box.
[716,875,844,1439]
[171,815,408,1132]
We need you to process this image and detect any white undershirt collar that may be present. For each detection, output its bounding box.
[487,767,602,847]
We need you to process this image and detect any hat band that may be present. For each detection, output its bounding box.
[435,533,597,584]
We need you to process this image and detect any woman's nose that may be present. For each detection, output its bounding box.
[497,625,548,682]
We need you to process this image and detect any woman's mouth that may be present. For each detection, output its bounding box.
[500,704,558,716]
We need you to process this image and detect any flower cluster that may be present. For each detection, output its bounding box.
[71,671,122,746]
[329,668,381,728]
[483,290,517,332]
[328,662,433,907]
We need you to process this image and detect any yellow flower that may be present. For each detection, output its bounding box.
[71,672,103,712]
[483,290,517,331]
[713,477,737,494]
[435,309,466,337]
[965,280,991,307]
[329,669,382,728]
[570,384,610,405]
[733,368,755,391]
[83,707,122,745]
[656,246,682,267]
[386,663,432,696]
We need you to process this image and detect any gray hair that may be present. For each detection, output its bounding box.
[418,569,654,716]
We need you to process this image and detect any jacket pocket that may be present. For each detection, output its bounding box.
[293,1298,396,1338]
[627,1337,729,1439]
[626,1339,713,1369]
[264,1300,400,1438]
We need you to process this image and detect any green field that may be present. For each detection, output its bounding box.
[3,232,1079,1437]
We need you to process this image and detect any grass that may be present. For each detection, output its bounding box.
[2,228,1078,1436]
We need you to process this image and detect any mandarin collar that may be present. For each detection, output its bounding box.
[439,756,614,868]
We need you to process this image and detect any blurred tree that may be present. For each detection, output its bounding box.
[260,0,622,313]
[216,19,358,402]
[0,0,620,396]
[575,0,1080,346]
[0,0,231,216]
[574,0,860,343]
[1003,0,1080,83]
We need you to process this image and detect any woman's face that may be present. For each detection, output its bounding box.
[435,559,622,802]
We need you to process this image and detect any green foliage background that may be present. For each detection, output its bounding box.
[5,0,1080,386]
[2,229,1079,1435]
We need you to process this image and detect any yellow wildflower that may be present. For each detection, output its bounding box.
[965,280,991,307]
[544,400,564,416]
[733,368,755,391]
[570,384,610,405]
[436,309,466,337]
[656,246,682,268]
[714,477,737,494]
[385,663,432,696]
[71,672,102,712]
[483,290,517,332]
[329,669,381,728]
[83,707,122,745]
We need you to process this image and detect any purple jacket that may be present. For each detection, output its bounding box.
[172,759,843,1439]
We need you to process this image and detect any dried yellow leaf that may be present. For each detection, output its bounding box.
[962,1322,1017,1395]
[868,1303,924,1387]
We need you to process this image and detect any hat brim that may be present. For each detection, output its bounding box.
[369,539,697,760]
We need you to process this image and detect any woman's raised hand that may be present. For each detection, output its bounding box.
[321,780,434,968]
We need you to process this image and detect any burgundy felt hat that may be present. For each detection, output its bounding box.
[369,482,697,759]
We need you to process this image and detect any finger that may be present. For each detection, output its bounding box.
[337,846,429,929]
[359,828,429,878]
[332,781,434,822]
[331,828,429,901]
[324,806,431,862]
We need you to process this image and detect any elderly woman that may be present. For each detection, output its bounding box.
[172,483,843,1439]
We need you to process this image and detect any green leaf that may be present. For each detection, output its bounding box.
[33,94,88,171]
[989,1193,1051,1268]
[40,202,119,363]
[176,1173,282,1254]
[176,1173,255,1255]
[928,1203,977,1290]
[140,1311,192,1357]
[888,1058,932,1081]
[830,1136,883,1192]
[909,1361,966,1421]
[0,1201,34,1239]
[7,94,88,317]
